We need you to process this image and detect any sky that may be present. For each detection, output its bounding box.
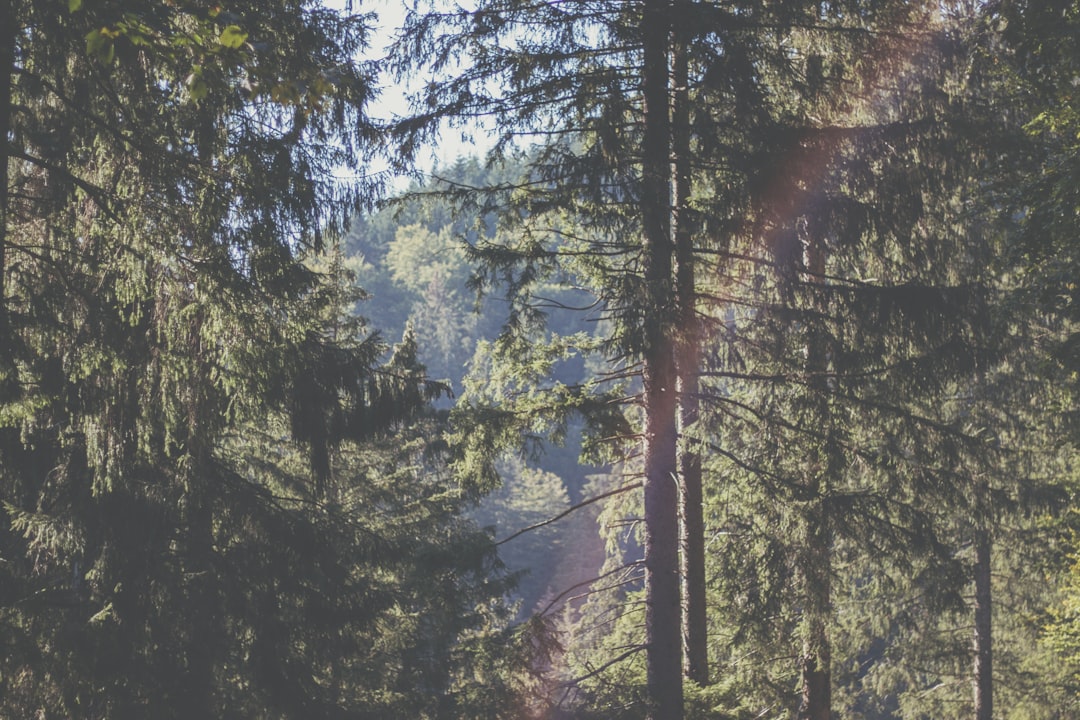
[355,0,494,187]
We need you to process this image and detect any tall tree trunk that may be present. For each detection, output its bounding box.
[174,125,222,720]
[180,487,216,718]
[973,530,992,720]
[0,0,15,359]
[798,521,832,720]
[0,0,17,486]
[641,1,681,718]
[671,13,708,687]
[798,230,831,720]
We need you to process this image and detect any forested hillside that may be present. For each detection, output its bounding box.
[3,0,1080,719]
[342,155,607,616]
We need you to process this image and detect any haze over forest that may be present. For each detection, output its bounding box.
[2,1,1080,719]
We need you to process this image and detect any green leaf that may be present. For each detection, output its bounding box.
[88,601,116,625]
[85,29,115,64]
[185,68,209,102]
[219,25,248,49]
[68,0,82,12]
[85,29,103,52]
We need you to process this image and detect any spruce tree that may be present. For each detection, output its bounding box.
[685,3,1029,717]
[391,3,691,715]
[383,3,1075,720]
[0,1,534,716]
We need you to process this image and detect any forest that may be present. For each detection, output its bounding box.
[2,0,1080,718]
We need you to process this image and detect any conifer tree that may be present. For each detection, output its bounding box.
[690,5,1059,718]
[391,3,691,715]
[385,3,1077,720]
[392,4,968,718]
[0,1,536,716]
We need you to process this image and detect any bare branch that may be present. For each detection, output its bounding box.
[537,560,645,618]
[496,481,642,546]
[560,646,645,687]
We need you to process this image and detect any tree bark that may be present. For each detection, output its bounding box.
[0,0,17,478]
[973,530,992,720]
[641,1,682,718]
[0,0,14,353]
[174,124,223,720]
[179,488,216,718]
[671,13,708,687]
[797,228,831,720]
[798,522,832,720]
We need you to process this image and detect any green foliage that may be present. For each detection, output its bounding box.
[341,156,618,638]
[0,0,532,717]
[472,456,571,614]
[400,247,481,383]
[344,159,523,387]
[991,2,1080,712]
[6,0,1077,717]
[386,2,1078,719]
[387,224,472,295]
[1046,528,1080,693]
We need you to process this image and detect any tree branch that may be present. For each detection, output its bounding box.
[561,645,644,687]
[496,481,642,546]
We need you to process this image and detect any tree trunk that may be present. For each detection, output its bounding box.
[179,490,216,718]
[0,0,14,355]
[798,229,831,720]
[973,530,992,720]
[797,524,832,720]
[0,0,17,485]
[641,1,682,718]
[173,126,222,720]
[671,14,708,687]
